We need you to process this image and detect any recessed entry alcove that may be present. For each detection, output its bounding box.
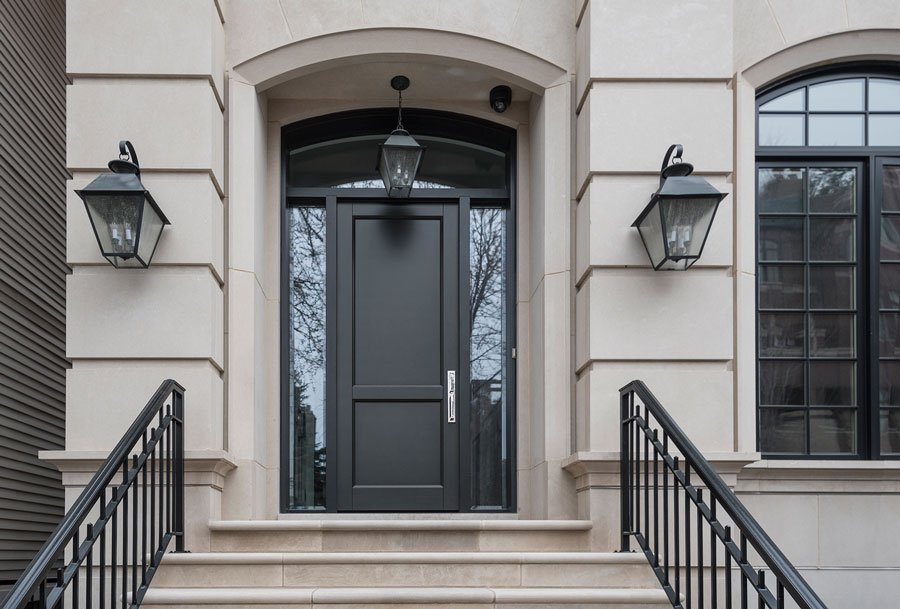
[280,108,517,512]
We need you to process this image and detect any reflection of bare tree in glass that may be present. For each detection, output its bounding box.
[469,208,506,508]
[288,208,326,508]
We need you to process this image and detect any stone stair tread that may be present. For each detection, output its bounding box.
[160,551,648,565]
[209,519,593,531]
[143,586,670,605]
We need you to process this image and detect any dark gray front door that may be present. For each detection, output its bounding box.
[336,202,459,511]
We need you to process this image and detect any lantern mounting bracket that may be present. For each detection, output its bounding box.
[659,143,694,187]
[108,140,141,177]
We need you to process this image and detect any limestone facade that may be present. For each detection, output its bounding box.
[56,1,900,605]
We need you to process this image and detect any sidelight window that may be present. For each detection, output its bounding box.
[286,206,327,508]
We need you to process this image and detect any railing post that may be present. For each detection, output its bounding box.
[172,388,186,552]
[620,388,632,552]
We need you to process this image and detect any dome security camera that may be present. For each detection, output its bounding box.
[489,85,512,113]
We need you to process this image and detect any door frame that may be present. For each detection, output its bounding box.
[279,109,518,512]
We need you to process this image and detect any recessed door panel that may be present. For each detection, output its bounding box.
[337,202,458,511]
[353,217,442,386]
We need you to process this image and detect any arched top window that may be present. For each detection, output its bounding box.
[755,65,900,459]
[758,74,900,148]
[283,108,514,194]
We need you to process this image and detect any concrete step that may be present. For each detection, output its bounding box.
[209,520,594,553]
[153,551,659,589]
[142,586,671,608]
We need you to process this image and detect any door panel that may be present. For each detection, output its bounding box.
[353,217,442,386]
[336,202,459,511]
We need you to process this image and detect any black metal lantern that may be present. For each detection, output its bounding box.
[376,75,425,198]
[75,141,170,269]
[632,144,728,271]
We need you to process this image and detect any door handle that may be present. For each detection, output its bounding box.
[447,370,457,423]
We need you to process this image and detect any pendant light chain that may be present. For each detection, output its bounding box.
[396,87,404,131]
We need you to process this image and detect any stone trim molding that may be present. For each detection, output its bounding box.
[39,449,237,492]
[563,452,900,495]
[562,451,760,492]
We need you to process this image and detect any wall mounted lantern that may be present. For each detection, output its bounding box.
[376,75,426,198]
[632,144,728,271]
[75,141,170,268]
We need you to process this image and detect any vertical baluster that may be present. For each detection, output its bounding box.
[132,454,138,605]
[740,534,748,609]
[621,390,632,551]
[634,397,640,541]
[150,428,156,565]
[100,495,106,609]
[122,460,128,609]
[86,524,93,609]
[653,429,659,566]
[697,489,704,609]
[685,464,691,609]
[644,405,649,545]
[72,529,80,609]
[56,568,63,609]
[724,526,732,609]
[111,488,117,609]
[711,498,717,609]
[758,570,766,609]
[174,390,185,552]
[158,409,165,549]
[166,403,172,535]
[39,579,46,609]
[777,581,785,609]
[673,456,680,600]
[142,433,148,585]
[653,429,669,583]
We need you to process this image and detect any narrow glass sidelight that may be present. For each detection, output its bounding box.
[287,207,327,508]
[469,207,509,509]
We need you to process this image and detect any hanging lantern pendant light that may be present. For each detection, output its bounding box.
[377,75,426,198]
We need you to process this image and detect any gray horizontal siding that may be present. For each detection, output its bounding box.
[0,0,68,587]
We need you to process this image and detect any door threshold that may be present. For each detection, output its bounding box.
[277,512,519,520]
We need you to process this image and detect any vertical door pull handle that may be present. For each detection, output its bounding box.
[447,370,457,423]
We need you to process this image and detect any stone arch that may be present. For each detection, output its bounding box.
[743,28,900,90]
[231,27,568,93]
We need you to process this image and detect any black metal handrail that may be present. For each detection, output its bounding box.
[620,380,828,609]
[2,379,185,609]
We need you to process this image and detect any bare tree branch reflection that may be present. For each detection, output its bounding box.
[288,207,327,508]
[469,208,507,508]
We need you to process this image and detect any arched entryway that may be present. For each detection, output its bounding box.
[281,109,517,512]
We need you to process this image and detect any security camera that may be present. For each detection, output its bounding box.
[489,85,512,113]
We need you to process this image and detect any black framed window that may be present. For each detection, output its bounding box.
[757,67,900,458]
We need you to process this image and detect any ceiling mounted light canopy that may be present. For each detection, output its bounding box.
[632,144,728,271]
[75,141,170,268]
[376,75,426,198]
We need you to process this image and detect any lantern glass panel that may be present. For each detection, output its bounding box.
[83,193,145,257]
[660,197,719,259]
[136,198,166,264]
[380,146,422,191]
[636,199,666,268]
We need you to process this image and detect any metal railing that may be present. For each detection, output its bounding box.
[620,380,828,609]
[2,380,185,609]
